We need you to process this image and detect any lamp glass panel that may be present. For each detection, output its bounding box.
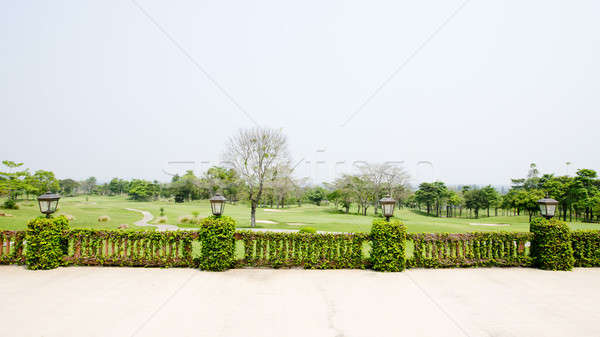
[383,203,395,217]
[50,200,59,212]
[538,204,546,216]
[39,200,50,213]
[546,204,556,216]
[211,201,224,215]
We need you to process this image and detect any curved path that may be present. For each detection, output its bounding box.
[125,208,182,232]
[125,208,334,233]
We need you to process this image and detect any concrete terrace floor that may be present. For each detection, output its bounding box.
[1,266,599,337]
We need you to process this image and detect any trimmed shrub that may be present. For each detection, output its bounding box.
[198,215,236,271]
[238,231,368,269]
[0,230,26,264]
[64,229,197,267]
[178,216,191,224]
[408,232,533,268]
[58,213,75,221]
[25,216,70,270]
[98,215,111,222]
[299,226,317,234]
[370,218,407,272]
[2,199,18,210]
[571,230,600,267]
[157,216,167,224]
[530,217,574,271]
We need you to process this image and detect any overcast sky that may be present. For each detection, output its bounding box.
[1,0,599,186]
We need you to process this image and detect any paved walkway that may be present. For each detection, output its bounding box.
[125,208,181,231]
[1,266,599,337]
[125,208,335,233]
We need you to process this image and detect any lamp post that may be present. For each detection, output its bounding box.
[537,195,558,220]
[209,194,226,217]
[379,196,396,222]
[37,191,61,218]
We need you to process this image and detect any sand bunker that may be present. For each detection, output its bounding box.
[469,223,510,227]
[256,220,278,224]
[264,209,287,213]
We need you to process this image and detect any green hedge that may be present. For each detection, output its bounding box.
[370,218,407,272]
[0,230,26,264]
[530,217,574,271]
[237,231,368,269]
[198,216,236,271]
[11,215,600,272]
[571,230,600,267]
[64,229,197,267]
[409,232,533,268]
[25,216,70,270]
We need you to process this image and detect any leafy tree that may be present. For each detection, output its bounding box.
[464,188,489,218]
[81,177,97,194]
[59,179,79,196]
[414,182,448,216]
[0,161,29,200]
[128,179,153,201]
[108,178,129,195]
[481,185,500,217]
[171,170,201,202]
[542,175,573,221]
[306,187,327,206]
[27,170,60,195]
[446,191,463,217]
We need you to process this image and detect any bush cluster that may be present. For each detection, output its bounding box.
[25,216,69,270]
[571,231,600,267]
[409,232,533,268]
[2,199,18,210]
[238,231,368,269]
[530,217,574,271]
[65,229,197,267]
[9,215,600,272]
[0,230,26,264]
[198,215,236,271]
[370,218,407,272]
[299,226,317,234]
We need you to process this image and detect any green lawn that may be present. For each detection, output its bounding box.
[0,196,143,230]
[2,195,600,233]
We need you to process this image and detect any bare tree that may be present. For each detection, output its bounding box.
[361,163,409,215]
[270,163,294,208]
[292,177,309,207]
[223,127,290,227]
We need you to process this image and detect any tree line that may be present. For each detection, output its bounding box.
[3,129,599,226]
[408,163,600,222]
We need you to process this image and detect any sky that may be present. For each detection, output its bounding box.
[1,0,599,186]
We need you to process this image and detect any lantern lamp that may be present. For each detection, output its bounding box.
[379,196,396,222]
[209,194,226,217]
[537,195,558,219]
[37,191,61,218]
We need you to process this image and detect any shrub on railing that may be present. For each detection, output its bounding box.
[64,229,198,267]
[0,230,26,264]
[570,230,600,267]
[408,232,532,268]
[530,217,574,271]
[370,219,407,272]
[25,216,70,270]
[237,231,368,269]
[198,216,236,271]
